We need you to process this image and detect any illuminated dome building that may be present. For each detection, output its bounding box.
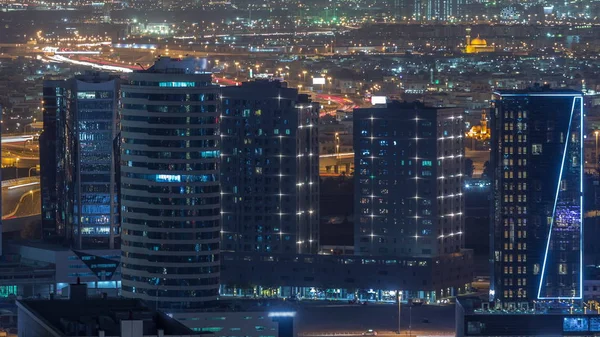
[464,28,495,54]
[467,111,491,141]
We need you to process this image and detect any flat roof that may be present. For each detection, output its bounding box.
[494,88,583,96]
[17,295,199,336]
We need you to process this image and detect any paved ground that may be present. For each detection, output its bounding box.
[294,302,455,336]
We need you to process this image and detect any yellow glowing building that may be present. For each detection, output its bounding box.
[464,28,495,54]
[467,111,491,141]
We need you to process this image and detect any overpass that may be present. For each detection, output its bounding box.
[320,152,354,176]
[2,177,41,232]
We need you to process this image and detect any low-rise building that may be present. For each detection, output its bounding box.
[17,282,199,337]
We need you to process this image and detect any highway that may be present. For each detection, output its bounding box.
[41,54,362,115]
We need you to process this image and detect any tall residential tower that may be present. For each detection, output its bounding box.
[490,87,584,305]
[120,57,221,309]
[353,101,465,257]
[220,80,319,254]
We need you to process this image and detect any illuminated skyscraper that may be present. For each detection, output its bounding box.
[490,86,584,305]
[120,57,220,309]
[220,80,320,254]
[353,101,464,257]
[41,72,120,249]
[411,0,464,20]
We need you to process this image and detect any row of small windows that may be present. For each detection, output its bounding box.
[503,135,528,142]
[122,139,218,148]
[123,149,219,159]
[503,253,527,262]
[503,146,528,155]
[503,171,528,179]
[123,103,216,113]
[502,159,528,166]
[503,290,527,299]
[127,81,212,87]
[123,173,218,183]
[503,266,527,274]
[123,92,216,101]
[122,218,219,229]
[123,252,218,263]
[122,195,219,206]
[503,195,527,203]
[123,161,218,172]
[122,207,219,218]
[121,240,219,252]
[503,242,528,250]
[503,278,527,286]
[122,127,217,137]
[122,115,217,125]
[503,110,528,119]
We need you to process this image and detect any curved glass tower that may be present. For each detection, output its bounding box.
[120,57,220,309]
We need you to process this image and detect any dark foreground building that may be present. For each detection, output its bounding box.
[457,298,600,337]
[490,87,584,305]
[17,282,199,337]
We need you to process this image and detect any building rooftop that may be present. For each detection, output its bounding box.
[458,297,591,316]
[17,282,200,336]
[141,56,212,76]
[494,84,583,96]
[357,100,462,111]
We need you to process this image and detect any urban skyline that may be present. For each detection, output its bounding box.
[2,1,600,336]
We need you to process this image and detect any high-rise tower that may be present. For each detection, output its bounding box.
[220,80,320,254]
[41,72,120,249]
[353,101,465,257]
[490,86,584,305]
[120,57,220,309]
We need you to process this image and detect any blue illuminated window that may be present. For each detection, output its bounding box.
[155,174,181,182]
[158,82,196,87]
[422,160,432,166]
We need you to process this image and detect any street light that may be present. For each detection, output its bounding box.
[302,70,307,82]
[595,130,599,170]
[397,290,402,334]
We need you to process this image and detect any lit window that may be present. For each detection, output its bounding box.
[559,264,568,275]
[158,82,196,87]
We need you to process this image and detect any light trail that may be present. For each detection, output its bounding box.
[47,54,133,73]
[319,153,354,158]
[2,135,34,143]
[8,182,39,190]
[54,51,101,55]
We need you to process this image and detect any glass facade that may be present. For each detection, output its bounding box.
[353,102,464,257]
[120,57,220,309]
[73,85,119,243]
[41,73,119,249]
[490,89,584,304]
[220,81,320,254]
